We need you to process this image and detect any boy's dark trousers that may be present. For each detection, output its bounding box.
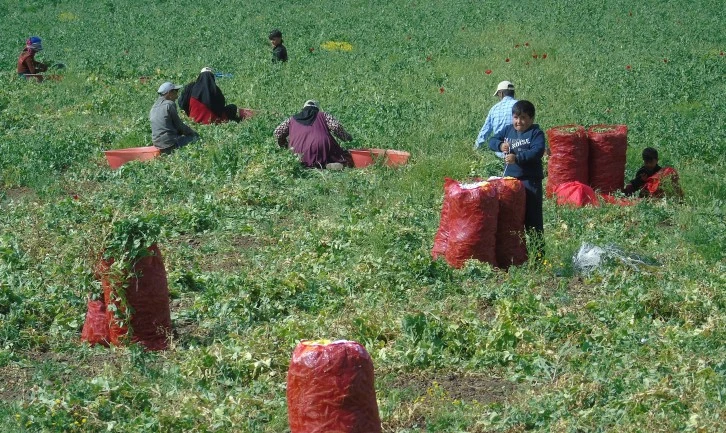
[521,178,544,259]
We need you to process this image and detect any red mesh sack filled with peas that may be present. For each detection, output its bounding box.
[587,124,628,194]
[287,340,382,433]
[545,125,589,197]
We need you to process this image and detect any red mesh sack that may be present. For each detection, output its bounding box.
[431,179,454,261]
[587,124,628,194]
[287,340,382,433]
[644,167,683,198]
[600,194,638,206]
[554,181,600,207]
[80,300,110,346]
[435,179,499,268]
[98,244,172,351]
[492,177,527,268]
[545,125,589,197]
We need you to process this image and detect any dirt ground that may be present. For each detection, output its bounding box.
[389,370,517,405]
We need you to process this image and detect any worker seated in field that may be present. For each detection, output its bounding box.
[273,100,353,170]
[179,67,241,124]
[150,82,200,154]
[623,147,683,198]
[17,36,48,79]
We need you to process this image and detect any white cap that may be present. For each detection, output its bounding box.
[303,99,319,109]
[200,66,214,73]
[157,82,183,95]
[494,80,514,96]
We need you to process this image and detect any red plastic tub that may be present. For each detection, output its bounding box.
[350,148,385,167]
[104,146,161,170]
[385,150,410,166]
[350,149,409,168]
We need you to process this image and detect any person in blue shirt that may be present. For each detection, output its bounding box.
[489,100,546,260]
[474,80,517,157]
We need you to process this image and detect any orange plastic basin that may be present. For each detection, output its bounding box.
[350,148,409,168]
[384,150,410,166]
[104,146,161,170]
[350,148,384,167]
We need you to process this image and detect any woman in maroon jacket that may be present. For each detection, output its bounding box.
[273,100,353,169]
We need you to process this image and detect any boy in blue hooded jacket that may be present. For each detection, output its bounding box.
[489,100,546,259]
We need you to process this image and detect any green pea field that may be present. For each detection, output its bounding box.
[1,0,725,431]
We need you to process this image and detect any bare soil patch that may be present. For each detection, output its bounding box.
[0,350,128,402]
[388,370,517,405]
[1,187,37,203]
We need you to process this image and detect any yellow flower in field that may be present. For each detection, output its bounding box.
[59,12,77,21]
[321,41,353,52]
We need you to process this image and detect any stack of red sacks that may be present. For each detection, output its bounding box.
[432,177,527,269]
[547,124,635,207]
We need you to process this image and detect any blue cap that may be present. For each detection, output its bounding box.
[26,36,43,51]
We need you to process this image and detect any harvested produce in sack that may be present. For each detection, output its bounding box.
[80,300,110,346]
[600,193,638,207]
[97,244,172,351]
[587,124,628,194]
[287,340,382,433]
[644,167,683,198]
[431,181,453,260]
[545,125,589,197]
[554,181,600,207]
[432,178,499,268]
[491,177,527,268]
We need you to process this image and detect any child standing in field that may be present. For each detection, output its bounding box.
[17,36,48,78]
[489,100,546,259]
[269,29,288,62]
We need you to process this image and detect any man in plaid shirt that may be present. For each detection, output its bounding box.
[474,81,517,157]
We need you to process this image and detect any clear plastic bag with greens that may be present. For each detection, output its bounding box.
[573,242,660,274]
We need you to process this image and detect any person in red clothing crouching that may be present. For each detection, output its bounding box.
[179,67,241,124]
[273,100,353,170]
[17,36,48,80]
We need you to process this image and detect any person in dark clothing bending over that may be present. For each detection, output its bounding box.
[269,29,288,62]
[623,147,662,196]
[489,100,546,260]
[179,67,241,124]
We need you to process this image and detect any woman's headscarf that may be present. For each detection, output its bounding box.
[26,36,42,52]
[292,100,320,126]
[190,71,227,117]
